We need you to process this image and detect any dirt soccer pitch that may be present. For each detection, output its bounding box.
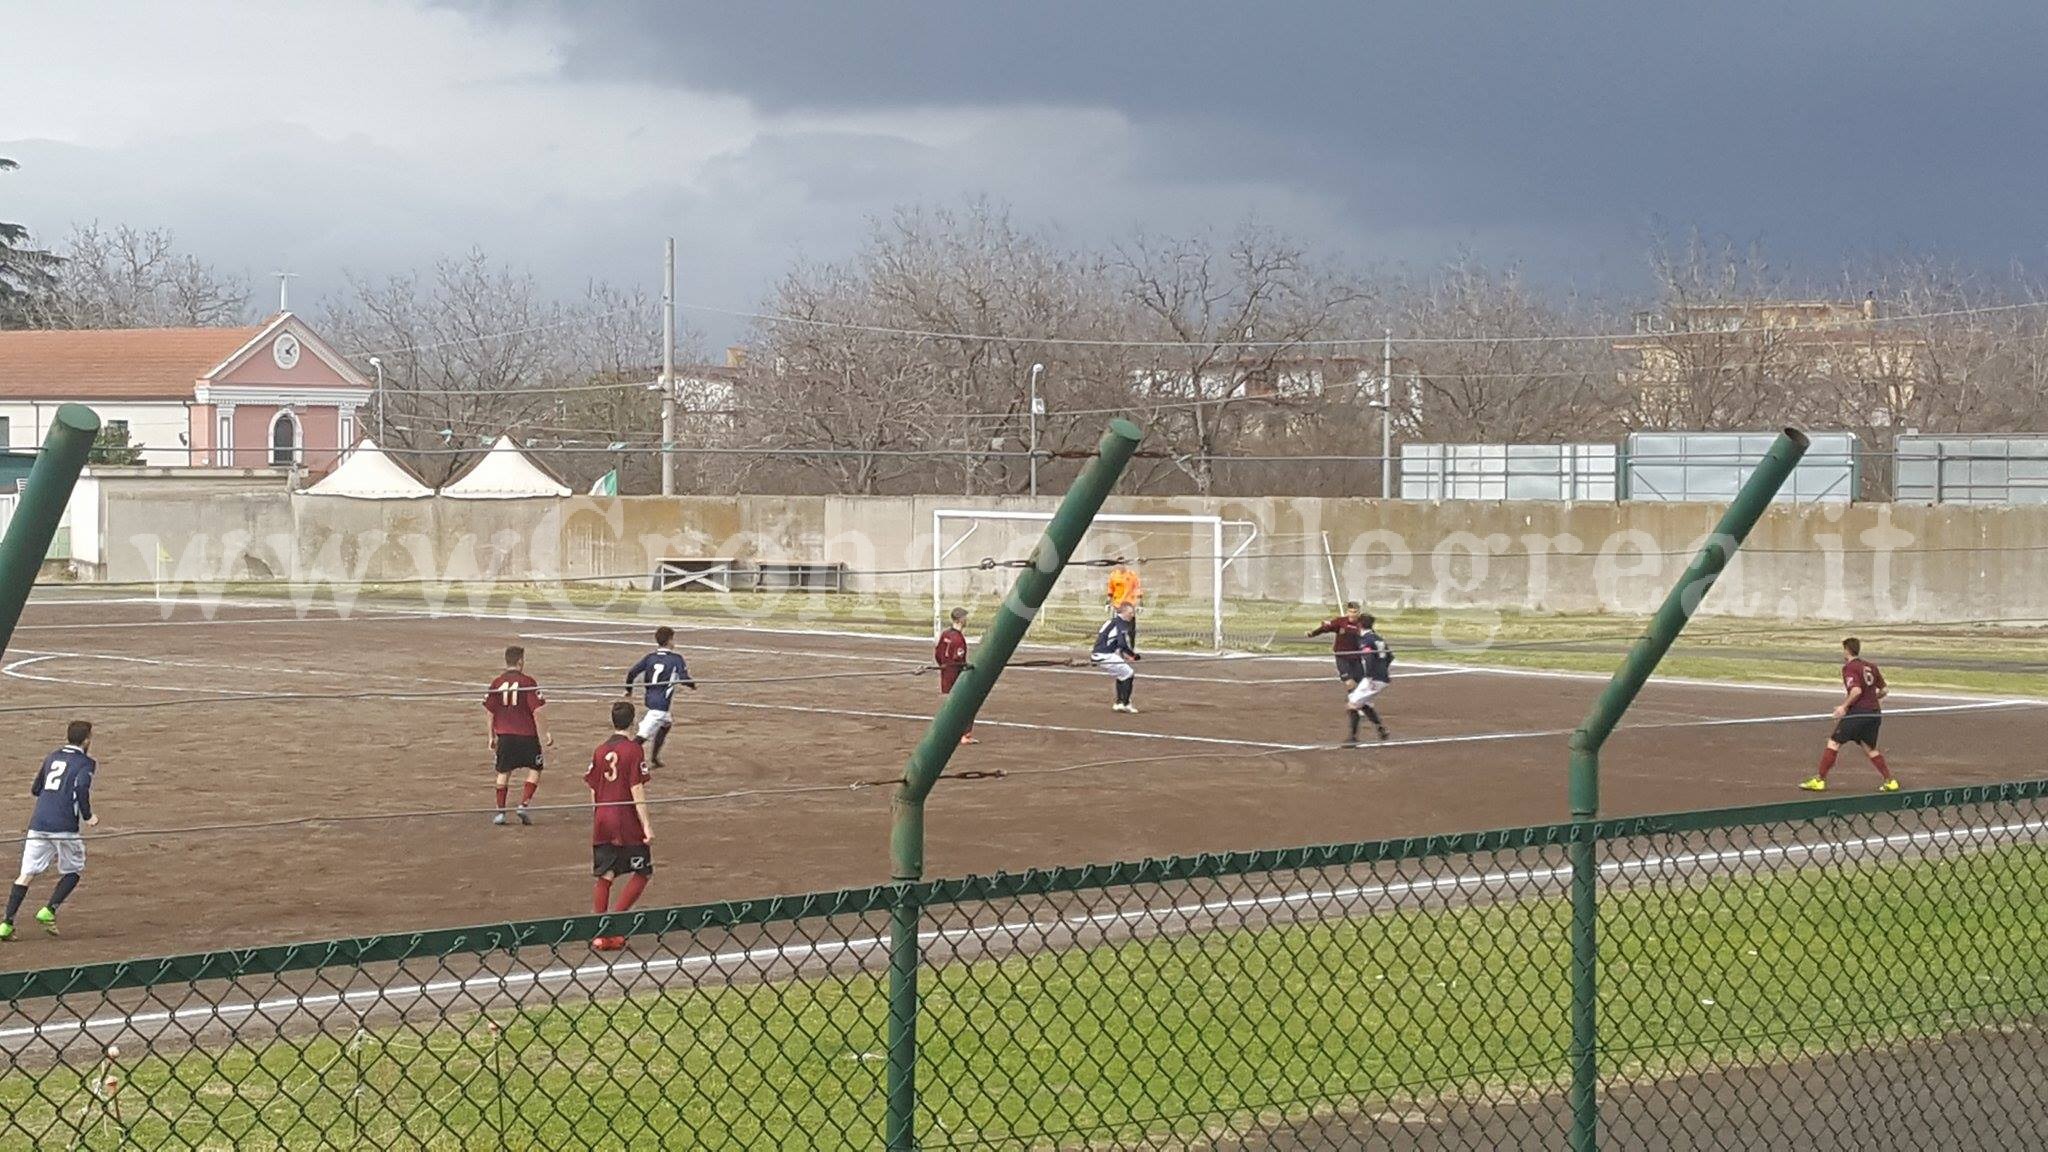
[0,591,2036,971]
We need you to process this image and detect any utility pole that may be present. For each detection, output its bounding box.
[660,238,677,497]
[1028,362,1045,498]
[369,356,385,443]
[1381,329,1394,499]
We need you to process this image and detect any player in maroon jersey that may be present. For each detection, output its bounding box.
[484,646,553,826]
[1307,602,1370,690]
[1801,637,1898,793]
[587,701,654,952]
[935,607,975,745]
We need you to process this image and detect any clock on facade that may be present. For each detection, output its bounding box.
[272,332,302,370]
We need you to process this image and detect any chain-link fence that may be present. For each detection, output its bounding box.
[3,779,2046,1150]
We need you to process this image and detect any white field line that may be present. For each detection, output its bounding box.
[517,630,1471,686]
[27,595,2034,705]
[3,649,2034,759]
[9,813,2045,1047]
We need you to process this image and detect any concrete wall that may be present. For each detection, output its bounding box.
[83,488,2048,624]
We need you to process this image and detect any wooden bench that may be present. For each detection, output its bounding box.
[747,561,847,592]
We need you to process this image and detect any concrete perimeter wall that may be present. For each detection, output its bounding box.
[82,490,2045,624]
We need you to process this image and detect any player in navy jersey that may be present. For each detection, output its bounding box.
[1,720,98,941]
[1343,617,1394,745]
[1801,637,1898,793]
[623,626,696,769]
[1091,602,1142,713]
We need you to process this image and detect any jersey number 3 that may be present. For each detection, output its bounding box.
[602,750,620,782]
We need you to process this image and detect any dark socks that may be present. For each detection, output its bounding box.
[651,728,670,763]
[1348,710,1362,741]
[3,884,25,923]
[46,872,79,911]
[1817,747,1839,779]
[1115,678,1133,706]
[495,785,509,810]
[520,780,538,806]
[1358,704,1383,731]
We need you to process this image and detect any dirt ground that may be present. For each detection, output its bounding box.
[0,595,2036,969]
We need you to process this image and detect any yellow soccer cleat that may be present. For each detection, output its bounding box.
[1878,778,1901,793]
[1798,777,1827,792]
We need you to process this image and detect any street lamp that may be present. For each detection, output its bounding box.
[368,356,385,443]
[1028,362,1045,498]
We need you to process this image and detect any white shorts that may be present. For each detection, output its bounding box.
[636,709,673,740]
[1091,654,1135,682]
[1346,679,1388,709]
[19,832,85,879]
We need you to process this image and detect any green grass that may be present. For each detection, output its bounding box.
[6,839,2047,1150]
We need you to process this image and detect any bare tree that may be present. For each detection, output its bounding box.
[1626,232,1809,430]
[321,251,651,486]
[1111,224,1371,494]
[29,223,250,329]
[732,261,948,494]
[1396,258,1620,444]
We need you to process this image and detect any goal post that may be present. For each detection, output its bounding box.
[930,509,1258,650]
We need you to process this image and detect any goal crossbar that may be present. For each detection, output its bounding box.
[931,509,1256,649]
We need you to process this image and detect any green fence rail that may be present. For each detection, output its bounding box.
[5,778,2048,1150]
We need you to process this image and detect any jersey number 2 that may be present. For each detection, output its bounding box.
[43,761,66,790]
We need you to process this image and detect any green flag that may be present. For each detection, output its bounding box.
[588,469,618,496]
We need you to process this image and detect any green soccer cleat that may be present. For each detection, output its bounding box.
[34,908,56,936]
[0,921,13,942]
[1878,778,1901,793]
[1798,777,1827,792]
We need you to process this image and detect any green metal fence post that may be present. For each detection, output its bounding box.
[1564,426,1809,1152]
[0,405,100,656]
[884,418,1144,1151]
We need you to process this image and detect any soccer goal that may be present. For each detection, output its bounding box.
[930,509,1260,650]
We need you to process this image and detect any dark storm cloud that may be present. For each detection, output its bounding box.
[472,0,2048,277]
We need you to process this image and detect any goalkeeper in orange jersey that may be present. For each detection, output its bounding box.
[1107,563,1142,645]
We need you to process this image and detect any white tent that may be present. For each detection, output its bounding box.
[304,438,434,500]
[439,435,571,499]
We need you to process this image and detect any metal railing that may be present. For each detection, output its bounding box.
[3,778,2047,1150]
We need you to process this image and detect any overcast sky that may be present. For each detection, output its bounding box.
[5,0,2046,347]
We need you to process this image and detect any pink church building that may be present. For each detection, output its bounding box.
[0,313,374,471]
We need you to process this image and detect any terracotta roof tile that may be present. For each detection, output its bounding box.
[0,325,268,400]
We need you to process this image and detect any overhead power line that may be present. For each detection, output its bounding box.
[679,298,2048,350]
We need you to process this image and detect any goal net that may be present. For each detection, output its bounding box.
[930,510,1259,651]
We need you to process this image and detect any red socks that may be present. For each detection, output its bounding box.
[520,780,538,806]
[616,874,650,912]
[1817,747,1838,778]
[494,785,509,810]
[1869,751,1893,781]
[593,874,649,914]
